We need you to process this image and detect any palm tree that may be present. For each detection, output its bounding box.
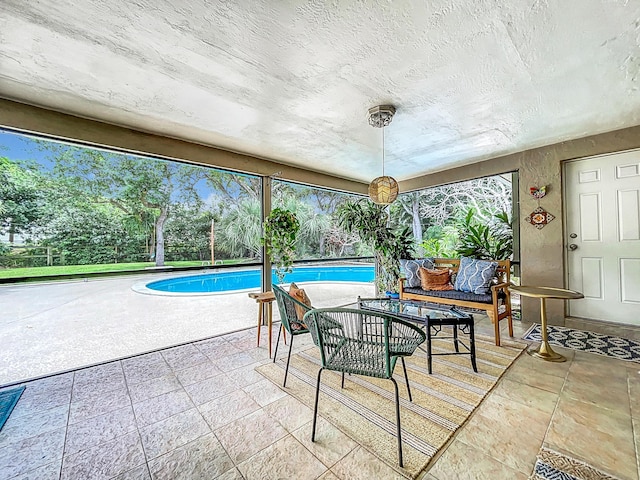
[276,195,332,258]
[217,198,262,259]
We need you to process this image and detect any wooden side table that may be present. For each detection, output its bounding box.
[248,291,283,358]
[511,285,583,362]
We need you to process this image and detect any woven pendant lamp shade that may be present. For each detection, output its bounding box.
[368,175,399,205]
[367,105,399,205]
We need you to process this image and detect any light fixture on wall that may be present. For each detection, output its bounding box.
[368,105,399,205]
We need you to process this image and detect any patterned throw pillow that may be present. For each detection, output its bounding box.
[400,258,435,288]
[453,257,498,295]
[288,282,312,328]
[418,267,454,291]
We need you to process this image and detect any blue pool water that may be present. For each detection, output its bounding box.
[146,265,374,294]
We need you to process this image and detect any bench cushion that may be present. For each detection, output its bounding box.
[404,287,493,304]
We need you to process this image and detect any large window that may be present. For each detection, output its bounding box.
[0,129,263,277]
[0,130,371,280]
[390,174,516,261]
[271,179,368,262]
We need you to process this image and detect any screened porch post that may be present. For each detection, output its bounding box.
[261,175,272,295]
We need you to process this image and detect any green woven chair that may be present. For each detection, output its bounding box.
[272,284,313,387]
[304,307,426,468]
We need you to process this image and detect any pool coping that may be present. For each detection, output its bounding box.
[131,265,375,296]
[132,280,374,297]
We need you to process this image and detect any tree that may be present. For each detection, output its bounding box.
[275,194,332,259]
[41,204,132,265]
[0,157,44,242]
[27,170,146,264]
[164,205,213,261]
[216,197,262,259]
[393,191,424,245]
[416,176,511,227]
[323,225,363,257]
[393,176,512,247]
[203,171,261,206]
[44,144,204,266]
[419,225,460,258]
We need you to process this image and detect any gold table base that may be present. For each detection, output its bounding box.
[510,286,583,363]
[528,296,566,362]
[527,341,566,362]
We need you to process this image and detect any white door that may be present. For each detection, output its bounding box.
[565,150,640,325]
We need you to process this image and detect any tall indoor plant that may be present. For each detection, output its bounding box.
[337,199,413,295]
[262,207,300,283]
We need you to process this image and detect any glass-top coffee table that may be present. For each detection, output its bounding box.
[357,297,477,374]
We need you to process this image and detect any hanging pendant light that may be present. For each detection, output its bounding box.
[368,105,399,205]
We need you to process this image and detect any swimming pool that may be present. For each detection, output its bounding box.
[138,265,374,295]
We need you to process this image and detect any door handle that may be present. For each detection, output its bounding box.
[568,244,578,251]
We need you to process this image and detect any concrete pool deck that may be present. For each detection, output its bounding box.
[0,272,376,386]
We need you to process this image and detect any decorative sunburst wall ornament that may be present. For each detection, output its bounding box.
[525,207,555,229]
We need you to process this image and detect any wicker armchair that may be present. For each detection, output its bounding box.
[303,307,426,467]
[272,284,313,387]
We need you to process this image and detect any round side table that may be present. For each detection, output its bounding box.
[511,285,584,362]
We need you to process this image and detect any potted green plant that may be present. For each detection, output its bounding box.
[261,207,300,283]
[337,199,414,295]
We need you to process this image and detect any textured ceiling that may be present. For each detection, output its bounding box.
[1,1,639,183]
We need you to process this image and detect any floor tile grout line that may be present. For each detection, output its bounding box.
[539,356,635,478]
[196,403,240,478]
[537,356,571,463]
[120,358,153,479]
[194,332,318,477]
[291,416,358,474]
[218,337,294,477]
[9,331,313,478]
[454,435,535,477]
[424,346,532,478]
[0,379,70,479]
[230,417,319,478]
[175,336,251,479]
[128,354,231,477]
[208,326,370,478]
[257,362,398,477]
[58,370,76,480]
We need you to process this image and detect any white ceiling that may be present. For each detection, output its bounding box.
[1,1,639,183]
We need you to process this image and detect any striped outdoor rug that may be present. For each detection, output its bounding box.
[256,334,527,479]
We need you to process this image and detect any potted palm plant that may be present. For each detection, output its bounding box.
[261,207,300,283]
[337,199,414,295]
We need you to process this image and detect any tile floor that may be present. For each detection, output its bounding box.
[0,316,638,480]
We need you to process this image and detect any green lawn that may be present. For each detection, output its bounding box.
[0,259,245,280]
